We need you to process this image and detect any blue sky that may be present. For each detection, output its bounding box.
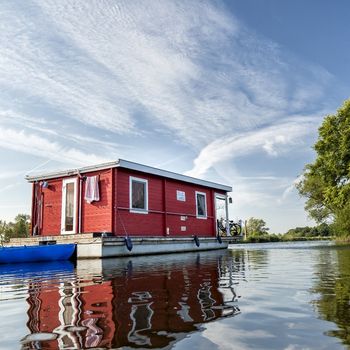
[0,0,349,233]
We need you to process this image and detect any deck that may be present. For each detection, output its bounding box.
[6,234,242,259]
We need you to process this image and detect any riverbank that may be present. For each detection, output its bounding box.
[239,235,334,244]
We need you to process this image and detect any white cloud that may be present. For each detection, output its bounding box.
[0,0,334,150]
[201,322,274,350]
[0,183,21,194]
[0,171,23,180]
[186,117,318,178]
[0,127,110,166]
[281,175,304,201]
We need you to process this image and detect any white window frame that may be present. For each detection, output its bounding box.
[195,191,207,219]
[61,177,77,234]
[129,176,148,214]
[214,193,228,235]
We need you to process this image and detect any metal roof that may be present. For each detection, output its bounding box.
[25,159,232,192]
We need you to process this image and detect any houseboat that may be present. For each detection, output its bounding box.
[21,159,237,259]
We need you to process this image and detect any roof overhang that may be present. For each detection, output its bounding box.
[25,159,232,192]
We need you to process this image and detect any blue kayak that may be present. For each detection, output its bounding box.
[0,244,76,264]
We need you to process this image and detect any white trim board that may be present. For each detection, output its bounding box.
[26,159,232,192]
[61,177,77,235]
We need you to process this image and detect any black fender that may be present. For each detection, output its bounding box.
[125,236,133,251]
[194,235,200,247]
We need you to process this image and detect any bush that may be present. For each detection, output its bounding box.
[0,214,30,242]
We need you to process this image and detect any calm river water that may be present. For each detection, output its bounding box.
[1,241,350,349]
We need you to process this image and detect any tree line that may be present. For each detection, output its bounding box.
[0,213,336,244]
[297,99,350,238]
[243,217,333,243]
[0,214,30,243]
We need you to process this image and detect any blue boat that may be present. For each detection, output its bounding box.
[0,244,76,264]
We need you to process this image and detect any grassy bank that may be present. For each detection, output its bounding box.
[241,234,334,244]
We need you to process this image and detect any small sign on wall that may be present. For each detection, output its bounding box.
[181,226,187,231]
[177,190,186,202]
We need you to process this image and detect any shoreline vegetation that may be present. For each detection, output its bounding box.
[236,217,337,244]
[241,235,334,244]
[0,213,342,245]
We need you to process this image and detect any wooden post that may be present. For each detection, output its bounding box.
[163,178,168,236]
[225,194,230,236]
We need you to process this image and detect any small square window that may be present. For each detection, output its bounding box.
[130,177,148,213]
[196,192,207,219]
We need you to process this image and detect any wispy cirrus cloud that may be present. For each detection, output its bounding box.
[186,116,320,178]
[0,171,24,180]
[0,127,110,166]
[0,0,340,230]
[0,109,130,157]
[0,0,334,152]
[0,183,22,194]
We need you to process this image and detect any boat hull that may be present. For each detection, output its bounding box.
[77,237,231,259]
[0,244,76,264]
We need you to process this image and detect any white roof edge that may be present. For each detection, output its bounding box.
[25,161,119,182]
[25,159,232,192]
[117,159,232,192]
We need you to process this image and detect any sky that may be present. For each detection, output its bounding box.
[0,0,349,233]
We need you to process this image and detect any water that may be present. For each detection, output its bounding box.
[0,241,350,349]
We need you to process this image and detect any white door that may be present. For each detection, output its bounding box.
[215,194,227,235]
[61,178,77,235]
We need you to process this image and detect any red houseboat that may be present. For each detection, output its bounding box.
[24,159,235,258]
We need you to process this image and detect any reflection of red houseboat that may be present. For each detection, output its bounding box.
[23,252,240,349]
[22,159,235,258]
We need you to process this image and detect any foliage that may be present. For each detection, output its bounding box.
[241,219,333,243]
[244,233,281,243]
[246,217,269,236]
[332,202,350,238]
[0,214,30,243]
[284,223,332,238]
[297,99,350,236]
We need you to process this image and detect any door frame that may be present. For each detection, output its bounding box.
[61,177,78,235]
[214,193,229,235]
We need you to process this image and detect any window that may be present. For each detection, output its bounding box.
[130,177,148,213]
[196,191,207,219]
[176,190,186,201]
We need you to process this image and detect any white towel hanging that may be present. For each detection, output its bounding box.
[84,175,100,203]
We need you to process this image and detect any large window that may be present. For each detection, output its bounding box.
[130,177,148,213]
[196,191,207,219]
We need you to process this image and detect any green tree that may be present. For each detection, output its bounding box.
[0,220,7,244]
[246,217,269,236]
[13,214,30,238]
[0,220,14,242]
[297,99,350,237]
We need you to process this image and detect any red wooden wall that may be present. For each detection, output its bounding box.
[31,167,226,237]
[114,169,164,236]
[114,168,225,237]
[32,170,113,236]
[80,170,113,234]
[37,179,62,235]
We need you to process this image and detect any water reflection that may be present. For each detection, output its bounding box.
[312,245,350,346]
[18,251,241,349]
[4,242,350,349]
